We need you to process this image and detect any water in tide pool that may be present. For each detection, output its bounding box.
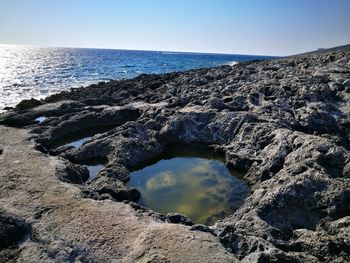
[129,145,250,225]
[0,44,274,111]
[49,126,114,149]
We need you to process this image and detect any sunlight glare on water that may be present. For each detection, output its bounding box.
[0,44,273,111]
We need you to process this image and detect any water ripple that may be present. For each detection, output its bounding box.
[0,44,273,111]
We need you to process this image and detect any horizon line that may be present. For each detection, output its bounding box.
[0,42,281,57]
[1,41,349,57]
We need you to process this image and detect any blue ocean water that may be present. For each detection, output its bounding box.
[0,44,273,110]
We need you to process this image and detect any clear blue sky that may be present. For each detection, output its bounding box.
[0,0,349,56]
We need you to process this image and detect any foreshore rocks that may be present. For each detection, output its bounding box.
[0,49,350,262]
[0,211,30,262]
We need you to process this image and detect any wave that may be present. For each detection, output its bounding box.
[0,45,270,110]
[226,61,238,66]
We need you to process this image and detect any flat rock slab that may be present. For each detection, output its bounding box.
[0,126,236,262]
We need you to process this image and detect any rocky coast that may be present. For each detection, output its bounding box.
[0,49,350,262]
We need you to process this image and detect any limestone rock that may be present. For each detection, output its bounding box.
[1,48,350,262]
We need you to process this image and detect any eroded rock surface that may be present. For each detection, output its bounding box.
[1,50,350,262]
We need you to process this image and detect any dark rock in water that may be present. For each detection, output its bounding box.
[98,164,130,182]
[166,213,193,226]
[56,161,89,184]
[85,176,140,202]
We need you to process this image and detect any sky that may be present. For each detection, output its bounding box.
[0,0,349,56]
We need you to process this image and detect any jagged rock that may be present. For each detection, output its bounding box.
[166,213,193,226]
[98,164,130,182]
[190,224,215,234]
[86,176,140,202]
[1,49,350,262]
[15,98,42,111]
[0,211,28,250]
[34,143,48,154]
[209,97,227,110]
[0,212,30,262]
[56,161,89,184]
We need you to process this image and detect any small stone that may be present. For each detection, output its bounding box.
[166,213,193,226]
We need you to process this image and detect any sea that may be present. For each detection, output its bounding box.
[0,44,273,111]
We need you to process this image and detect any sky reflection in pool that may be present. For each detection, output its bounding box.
[66,137,92,148]
[49,126,114,149]
[35,116,47,123]
[86,163,105,182]
[129,147,249,225]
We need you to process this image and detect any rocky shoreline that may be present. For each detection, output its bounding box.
[1,49,350,262]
